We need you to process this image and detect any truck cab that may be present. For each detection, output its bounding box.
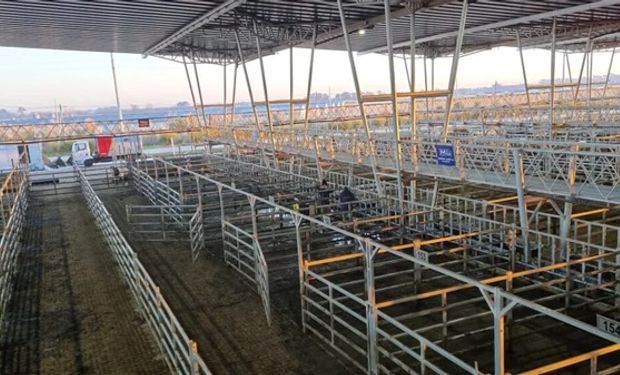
[71,141,92,166]
[71,136,141,167]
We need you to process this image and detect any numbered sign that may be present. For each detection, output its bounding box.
[414,249,429,263]
[597,314,620,338]
[435,144,456,166]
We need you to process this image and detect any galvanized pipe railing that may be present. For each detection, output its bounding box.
[75,165,211,375]
[0,159,29,322]
[146,154,620,374]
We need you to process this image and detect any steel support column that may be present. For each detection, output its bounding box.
[493,289,505,375]
[217,184,226,254]
[223,63,228,127]
[313,136,323,182]
[565,51,575,97]
[182,54,202,124]
[588,41,594,121]
[616,252,620,308]
[289,46,294,130]
[233,29,262,132]
[337,0,383,196]
[254,22,278,166]
[560,143,579,257]
[409,15,418,174]
[248,195,259,240]
[516,33,533,122]
[231,62,239,124]
[294,216,306,332]
[303,26,318,135]
[384,0,405,222]
[512,149,530,262]
[110,53,124,123]
[603,47,616,98]
[191,52,208,127]
[442,0,469,142]
[549,18,557,134]
[361,240,378,375]
[573,34,592,110]
[424,54,429,114]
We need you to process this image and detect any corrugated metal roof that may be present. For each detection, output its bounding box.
[1,1,619,62]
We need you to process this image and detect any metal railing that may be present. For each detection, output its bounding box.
[4,85,620,144]
[75,165,211,375]
[0,159,29,321]
[30,163,129,196]
[126,153,620,374]
[206,127,620,205]
[125,204,197,241]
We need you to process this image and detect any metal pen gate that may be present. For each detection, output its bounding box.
[189,204,205,262]
[222,221,271,325]
[127,204,205,261]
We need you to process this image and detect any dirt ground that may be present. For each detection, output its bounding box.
[102,191,352,375]
[0,195,168,374]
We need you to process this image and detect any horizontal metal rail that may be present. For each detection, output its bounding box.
[4,85,620,144]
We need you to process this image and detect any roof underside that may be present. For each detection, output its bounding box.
[1,1,620,64]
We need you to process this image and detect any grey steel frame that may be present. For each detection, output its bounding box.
[128,151,620,375]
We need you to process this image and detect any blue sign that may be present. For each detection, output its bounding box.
[435,144,456,166]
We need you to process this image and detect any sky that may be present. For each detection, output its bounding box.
[0,45,616,112]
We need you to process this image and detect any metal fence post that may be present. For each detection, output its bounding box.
[361,239,378,374]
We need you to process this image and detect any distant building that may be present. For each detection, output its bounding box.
[0,144,44,172]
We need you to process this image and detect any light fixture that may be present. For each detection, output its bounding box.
[358,29,367,35]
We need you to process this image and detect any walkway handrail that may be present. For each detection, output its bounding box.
[3,84,620,144]
[0,160,29,322]
[75,165,211,375]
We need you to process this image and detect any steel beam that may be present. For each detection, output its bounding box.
[143,0,247,56]
[364,0,620,54]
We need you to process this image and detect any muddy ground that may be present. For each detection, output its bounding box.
[0,195,168,374]
[102,191,352,375]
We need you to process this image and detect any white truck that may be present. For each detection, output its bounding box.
[71,135,142,166]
